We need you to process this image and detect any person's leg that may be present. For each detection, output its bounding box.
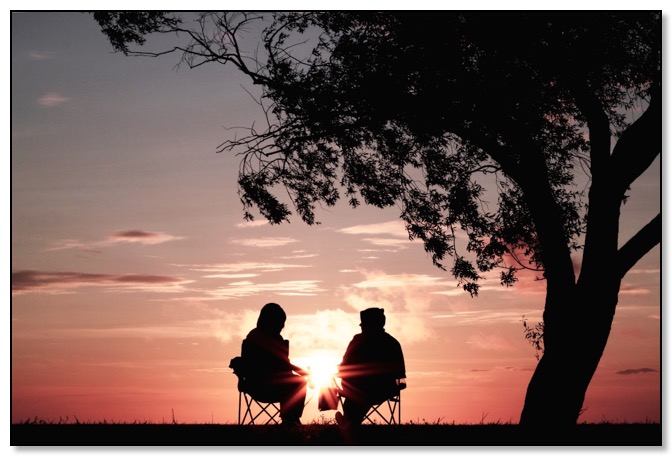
[338,380,374,425]
[342,397,369,425]
[279,375,307,424]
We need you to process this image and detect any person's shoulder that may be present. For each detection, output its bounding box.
[346,333,363,346]
[245,327,264,341]
[384,331,402,344]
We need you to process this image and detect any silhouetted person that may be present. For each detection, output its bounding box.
[336,308,406,427]
[241,302,308,426]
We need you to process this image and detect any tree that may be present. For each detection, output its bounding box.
[94,11,661,427]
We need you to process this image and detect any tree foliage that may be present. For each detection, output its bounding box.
[96,11,659,295]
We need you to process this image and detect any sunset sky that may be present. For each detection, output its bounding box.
[10,11,662,427]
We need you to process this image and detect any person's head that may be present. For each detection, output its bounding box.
[257,302,287,335]
[360,307,386,332]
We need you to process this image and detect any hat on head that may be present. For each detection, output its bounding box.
[360,307,385,329]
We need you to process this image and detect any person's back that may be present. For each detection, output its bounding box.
[242,326,291,385]
[240,302,308,426]
[340,329,404,402]
[337,308,406,426]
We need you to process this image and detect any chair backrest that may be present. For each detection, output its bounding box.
[229,356,248,392]
[230,355,281,424]
[229,356,246,377]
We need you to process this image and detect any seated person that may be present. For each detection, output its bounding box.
[239,302,308,426]
[336,307,406,427]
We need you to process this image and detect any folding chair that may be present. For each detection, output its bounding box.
[229,356,281,425]
[333,377,405,425]
[238,390,281,425]
[364,391,401,424]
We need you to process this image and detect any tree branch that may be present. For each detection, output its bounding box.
[610,84,662,194]
[570,81,612,177]
[617,213,661,278]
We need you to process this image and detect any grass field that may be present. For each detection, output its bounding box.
[10,422,662,446]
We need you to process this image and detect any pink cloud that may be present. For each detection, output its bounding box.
[338,220,407,237]
[230,237,298,248]
[186,261,310,275]
[113,230,157,239]
[37,92,70,107]
[47,230,183,251]
[361,238,410,250]
[206,279,324,300]
[108,230,183,245]
[234,220,268,229]
[616,368,657,375]
[618,284,651,295]
[466,333,514,352]
[12,270,187,295]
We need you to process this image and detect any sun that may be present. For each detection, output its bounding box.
[295,350,341,391]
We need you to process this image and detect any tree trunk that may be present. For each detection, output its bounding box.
[518,162,622,428]
[519,205,623,429]
[519,269,621,428]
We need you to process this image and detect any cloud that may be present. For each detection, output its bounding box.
[361,238,410,250]
[187,261,310,275]
[44,239,94,252]
[618,284,651,295]
[434,309,541,325]
[230,237,298,248]
[13,311,256,346]
[284,309,360,355]
[338,220,407,237]
[203,273,259,279]
[28,51,54,60]
[206,279,325,300]
[351,272,452,290]
[43,308,356,354]
[37,92,70,107]
[46,230,184,251]
[275,251,319,260]
[626,268,661,275]
[109,230,184,245]
[615,368,658,375]
[11,270,189,295]
[430,289,469,297]
[339,271,457,344]
[235,220,269,229]
[466,333,515,351]
[337,221,414,250]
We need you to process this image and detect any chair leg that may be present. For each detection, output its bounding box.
[366,403,390,424]
[239,391,281,425]
[250,401,280,424]
[242,392,255,424]
[238,391,242,424]
[397,395,401,424]
[363,396,400,425]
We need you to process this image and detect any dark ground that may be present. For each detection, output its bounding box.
[10,423,662,446]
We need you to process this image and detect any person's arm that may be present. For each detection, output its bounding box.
[394,339,406,379]
[337,336,358,378]
[291,364,309,376]
[282,339,308,375]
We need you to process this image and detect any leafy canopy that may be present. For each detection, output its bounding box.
[94,11,660,295]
